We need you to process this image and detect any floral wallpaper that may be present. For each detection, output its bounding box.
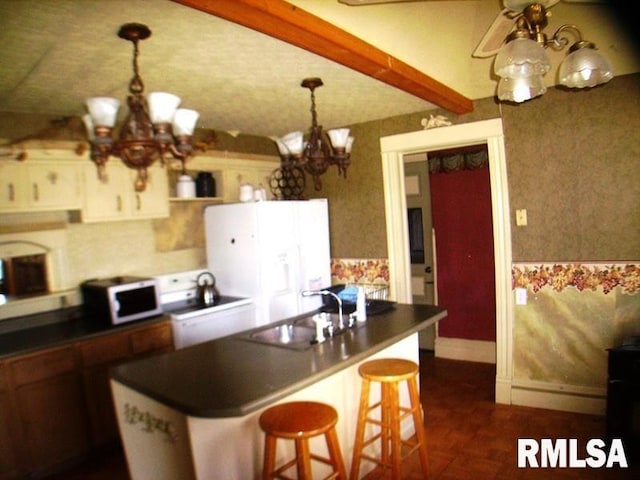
[330,258,390,286]
[512,262,640,389]
[512,262,640,295]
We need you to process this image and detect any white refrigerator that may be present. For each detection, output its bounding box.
[204,199,331,327]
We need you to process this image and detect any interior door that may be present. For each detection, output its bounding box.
[404,155,436,350]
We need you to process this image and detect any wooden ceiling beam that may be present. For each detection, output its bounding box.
[172,0,473,115]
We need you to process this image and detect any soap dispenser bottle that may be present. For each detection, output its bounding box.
[356,286,367,322]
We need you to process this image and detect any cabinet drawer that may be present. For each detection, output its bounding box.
[10,347,76,386]
[79,332,131,367]
[131,323,173,354]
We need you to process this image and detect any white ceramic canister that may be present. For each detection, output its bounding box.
[239,183,254,202]
[176,174,196,198]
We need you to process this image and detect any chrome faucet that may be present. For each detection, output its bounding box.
[301,289,345,330]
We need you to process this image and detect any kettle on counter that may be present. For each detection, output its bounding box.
[196,271,220,306]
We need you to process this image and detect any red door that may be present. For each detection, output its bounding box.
[429,158,496,341]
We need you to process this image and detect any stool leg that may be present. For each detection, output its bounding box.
[380,382,391,472]
[296,438,313,479]
[389,381,402,479]
[263,434,277,480]
[408,375,430,477]
[349,377,371,480]
[325,428,348,479]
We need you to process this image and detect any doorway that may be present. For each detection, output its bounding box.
[405,146,496,352]
[380,119,514,405]
[404,155,436,350]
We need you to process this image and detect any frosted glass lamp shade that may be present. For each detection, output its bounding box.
[82,114,95,140]
[327,128,350,148]
[558,46,613,88]
[494,38,551,78]
[346,136,354,154]
[86,97,120,127]
[275,139,290,156]
[172,109,199,136]
[280,131,304,155]
[497,75,547,103]
[148,92,181,123]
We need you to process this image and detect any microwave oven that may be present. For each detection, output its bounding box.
[81,276,163,325]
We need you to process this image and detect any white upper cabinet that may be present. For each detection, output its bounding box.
[0,158,82,213]
[81,162,169,222]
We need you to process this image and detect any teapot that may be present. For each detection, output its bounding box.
[196,271,220,306]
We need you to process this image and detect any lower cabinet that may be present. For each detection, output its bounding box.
[1,320,174,478]
[8,345,91,476]
[0,364,20,479]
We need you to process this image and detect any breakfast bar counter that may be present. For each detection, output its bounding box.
[110,303,446,479]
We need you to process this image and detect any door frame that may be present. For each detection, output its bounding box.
[380,118,513,404]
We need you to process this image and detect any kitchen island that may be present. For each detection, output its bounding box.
[110,303,446,479]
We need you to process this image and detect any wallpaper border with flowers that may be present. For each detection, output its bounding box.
[512,262,640,295]
[331,258,389,286]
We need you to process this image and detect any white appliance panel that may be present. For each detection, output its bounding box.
[172,302,256,349]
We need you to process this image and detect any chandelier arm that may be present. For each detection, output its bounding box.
[548,24,583,51]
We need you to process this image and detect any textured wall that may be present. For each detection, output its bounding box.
[502,74,640,261]
[309,73,639,263]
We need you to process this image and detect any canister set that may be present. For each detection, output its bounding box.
[176,171,215,198]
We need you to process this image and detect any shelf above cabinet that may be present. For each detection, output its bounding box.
[168,197,224,203]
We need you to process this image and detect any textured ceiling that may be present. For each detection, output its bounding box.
[0,0,636,139]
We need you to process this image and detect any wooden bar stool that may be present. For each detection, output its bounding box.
[349,358,429,479]
[259,400,348,480]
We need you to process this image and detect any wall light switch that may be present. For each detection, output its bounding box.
[515,209,528,226]
[515,287,528,305]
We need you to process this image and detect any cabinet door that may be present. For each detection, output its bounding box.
[130,321,173,355]
[0,364,21,478]
[128,163,169,219]
[82,163,131,221]
[0,162,27,211]
[26,163,82,210]
[79,332,132,447]
[10,347,90,474]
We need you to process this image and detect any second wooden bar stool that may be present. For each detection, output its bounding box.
[349,358,429,479]
[259,400,348,479]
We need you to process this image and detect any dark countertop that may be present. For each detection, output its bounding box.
[0,306,167,359]
[110,303,446,419]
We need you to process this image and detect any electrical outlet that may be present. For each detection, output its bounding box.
[515,287,528,305]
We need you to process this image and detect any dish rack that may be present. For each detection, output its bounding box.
[347,283,389,301]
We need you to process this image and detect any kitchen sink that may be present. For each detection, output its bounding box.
[243,323,316,350]
[240,313,344,351]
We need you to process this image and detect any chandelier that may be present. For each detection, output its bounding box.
[274,78,353,191]
[494,1,613,103]
[83,23,199,192]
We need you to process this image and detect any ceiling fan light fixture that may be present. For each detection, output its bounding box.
[491,2,613,103]
[494,37,551,78]
[558,42,613,88]
[497,75,547,103]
